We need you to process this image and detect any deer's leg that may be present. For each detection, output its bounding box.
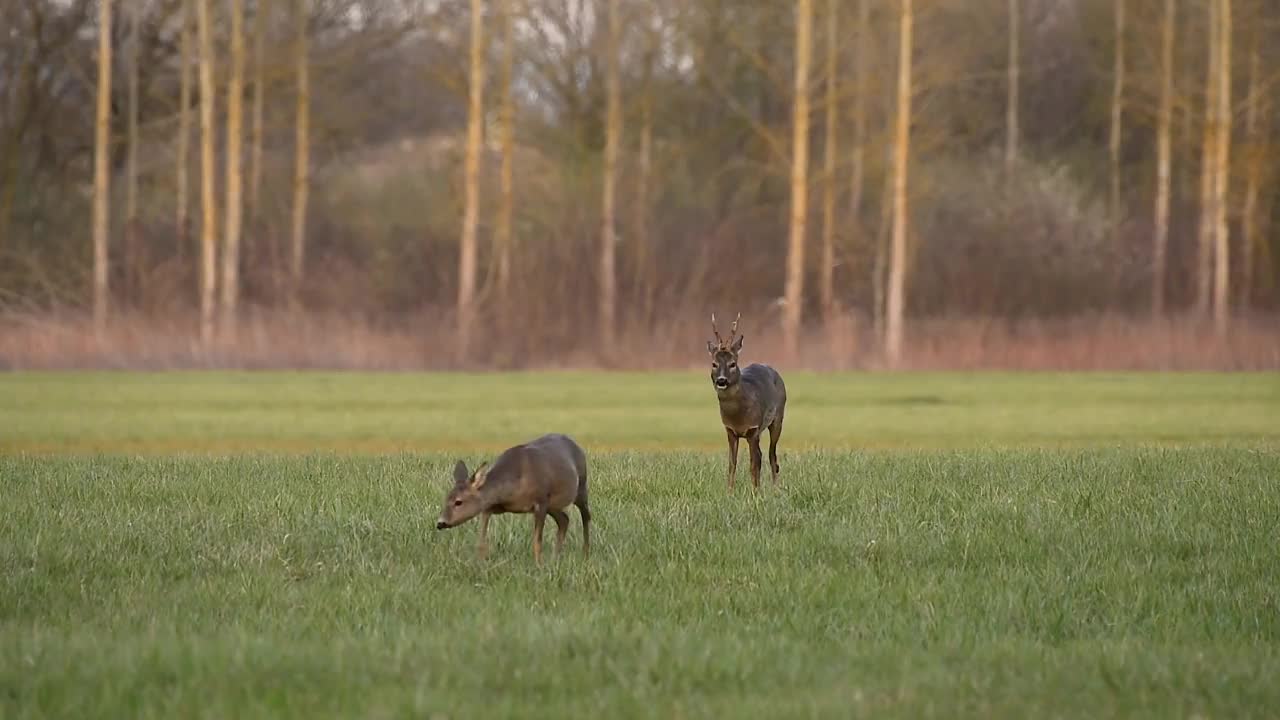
[768,419,782,483]
[725,427,740,491]
[747,430,763,489]
[575,499,591,559]
[550,509,570,554]
[476,510,491,559]
[532,504,547,566]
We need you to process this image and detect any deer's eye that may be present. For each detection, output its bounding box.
[729,362,737,370]
[453,499,463,507]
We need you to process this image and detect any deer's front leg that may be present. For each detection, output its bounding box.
[476,511,491,559]
[725,427,740,490]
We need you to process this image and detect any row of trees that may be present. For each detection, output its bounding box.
[3,0,1278,367]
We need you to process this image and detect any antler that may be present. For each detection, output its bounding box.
[730,312,741,339]
[710,313,723,345]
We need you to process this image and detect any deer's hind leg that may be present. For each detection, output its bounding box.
[575,472,591,559]
[549,509,570,554]
[747,429,763,490]
[768,417,783,483]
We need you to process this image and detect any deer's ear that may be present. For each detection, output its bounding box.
[706,340,716,355]
[731,335,744,353]
[452,461,470,485]
[470,462,489,489]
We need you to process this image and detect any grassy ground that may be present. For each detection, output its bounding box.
[3,372,1279,718]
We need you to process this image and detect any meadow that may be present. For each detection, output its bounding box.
[2,372,1279,718]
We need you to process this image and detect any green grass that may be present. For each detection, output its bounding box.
[3,372,1279,718]
[2,371,1277,453]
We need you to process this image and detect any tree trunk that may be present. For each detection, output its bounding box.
[93,0,113,336]
[1005,0,1018,173]
[819,0,838,328]
[1152,0,1174,316]
[248,0,267,223]
[495,0,515,332]
[634,45,654,328]
[1195,0,1219,317]
[599,0,621,347]
[289,0,309,310]
[125,0,140,308]
[782,0,813,360]
[849,0,868,255]
[885,0,912,368]
[1240,17,1264,310]
[1211,0,1231,335]
[1109,0,1125,247]
[177,0,193,263]
[456,0,484,362]
[222,0,246,340]
[197,0,218,345]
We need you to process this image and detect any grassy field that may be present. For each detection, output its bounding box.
[3,372,1279,718]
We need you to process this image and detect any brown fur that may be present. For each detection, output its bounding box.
[707,313,787,490]
[435,433,590,564]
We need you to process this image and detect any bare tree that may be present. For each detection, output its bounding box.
[222,0,247,339]
[125,0,141,306]
[885,0,912,367]
[456,0,485,361]
[1005,0,1018,173]
[93,0,113,335]
[633,26,656,327]
[495,0,515,328]
[849,0,868,244]
[1109,0,1125,246]
[819,0,838,328]
[1152,0,1175,316]
[248,0,268,222]
[1240,14,1266,309]
[782,0,813,360]
[198,0,218,345]
[289,0,309,310]
[177,0,193,260]
[1211,0,1232,335]
[599,0,621,346]
[1195,0,1219,317]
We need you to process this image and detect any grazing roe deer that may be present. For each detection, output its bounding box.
[706,313,787,490]
[435,433,591,564]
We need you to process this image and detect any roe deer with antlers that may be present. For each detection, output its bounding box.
[706,313,787,490]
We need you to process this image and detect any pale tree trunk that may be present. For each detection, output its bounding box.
[872,149,892,342]
[885,0,912,367]
[125,0,140,307]
[1240,18,1265,309]
[819,0,838,327]
[197,0,218,345]
[289,0,309,310]
[1211,0,1231,335]
[177,0,192,261]
[1152,0,1174,316]
[222,0,246,340]
[1195,0,1219,317]
[1109,0,1125,247]
[1005,0,1018,173]
[93,0,113,336]
[456,0,484,362]
[849,0,868,246]
[634,44,654,327]
[599,0,621,346]
[495,0,515,329]
[248,0,267,223]
[782,0,813,360]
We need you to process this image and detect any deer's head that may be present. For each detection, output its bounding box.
[706,312,744,391]
[436,460,489,529]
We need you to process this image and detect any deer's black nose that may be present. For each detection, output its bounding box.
[715,378,729,388]
[436,520,448,530]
